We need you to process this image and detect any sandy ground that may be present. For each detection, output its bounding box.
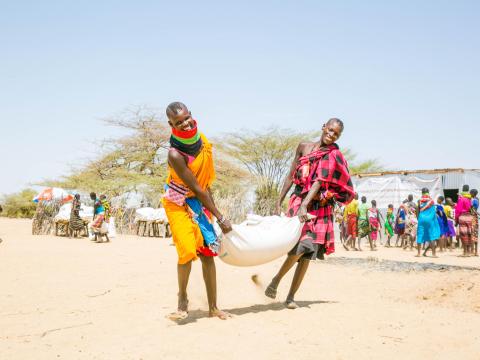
[1,218,479,360]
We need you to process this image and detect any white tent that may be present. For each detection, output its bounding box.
[352,168,480,211]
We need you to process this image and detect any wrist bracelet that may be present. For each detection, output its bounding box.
[217,215,226,225]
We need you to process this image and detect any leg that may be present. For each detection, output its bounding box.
[168,260,192,320]
[368,235,375,251]
[341,232,349,251]
[431,240,438,257]
[199,255,230,320]
[416,242,422,257]
[265,253,303,299]
[285,258,311,309]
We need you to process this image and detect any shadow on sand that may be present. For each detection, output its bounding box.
[172,300,336,325]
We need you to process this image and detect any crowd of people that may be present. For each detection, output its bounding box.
[336,186,479,257]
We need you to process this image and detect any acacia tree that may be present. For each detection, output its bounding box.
[44,106,250,215]
[217,127,383,215]
[44,106,171,205]
[217,127,321,215]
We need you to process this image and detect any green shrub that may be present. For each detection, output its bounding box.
[1,189,37,218]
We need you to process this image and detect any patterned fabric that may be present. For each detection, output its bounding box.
[395,205,406,235]
[69,198,84,231]
[163,180,189,206]
[287,144,354,256]
[471,213,478,243]
[458,213,474,245]
[404,204,418,237]
[384,210,395,236]
[91,214,105,229]
[347,214,358,237]
[471,198,479,243]
[101,199,111,222]
[368,208,379,241]
[358,218,370,238]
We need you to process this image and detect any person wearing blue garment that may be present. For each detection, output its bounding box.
[435,196,449,252]
[416,188,440,258]
[470,189,479,256]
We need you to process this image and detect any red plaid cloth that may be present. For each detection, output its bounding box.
[287,144,355,255]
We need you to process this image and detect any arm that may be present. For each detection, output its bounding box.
[297,181,321,222]
[276,143,303,213]
[168,151,232,233]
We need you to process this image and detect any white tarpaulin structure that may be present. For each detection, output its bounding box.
[352,168,480,211]
[353,176,442,210]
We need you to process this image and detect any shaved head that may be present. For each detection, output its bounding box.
[326,118,344,132]
[166,102,188,120]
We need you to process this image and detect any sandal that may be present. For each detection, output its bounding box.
[265,283,277,299]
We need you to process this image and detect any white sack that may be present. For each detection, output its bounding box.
[135,207,167,222]
[54,204,72,221]
[107,217,116,238]
[218,214,303,267]
[54,204,93,221]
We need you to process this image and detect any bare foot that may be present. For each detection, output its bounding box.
[342,243,349,251]
[415,255,421,257]
[209,309,232,320]
[432,255,439,258]
[265,282,278,299]
[166,310,188,321]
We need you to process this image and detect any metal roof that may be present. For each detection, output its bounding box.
[353,168,480,178]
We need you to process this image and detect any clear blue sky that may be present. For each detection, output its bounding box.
[1,0,479,195]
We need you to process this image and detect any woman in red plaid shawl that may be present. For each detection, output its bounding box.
[265,118,355,309]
